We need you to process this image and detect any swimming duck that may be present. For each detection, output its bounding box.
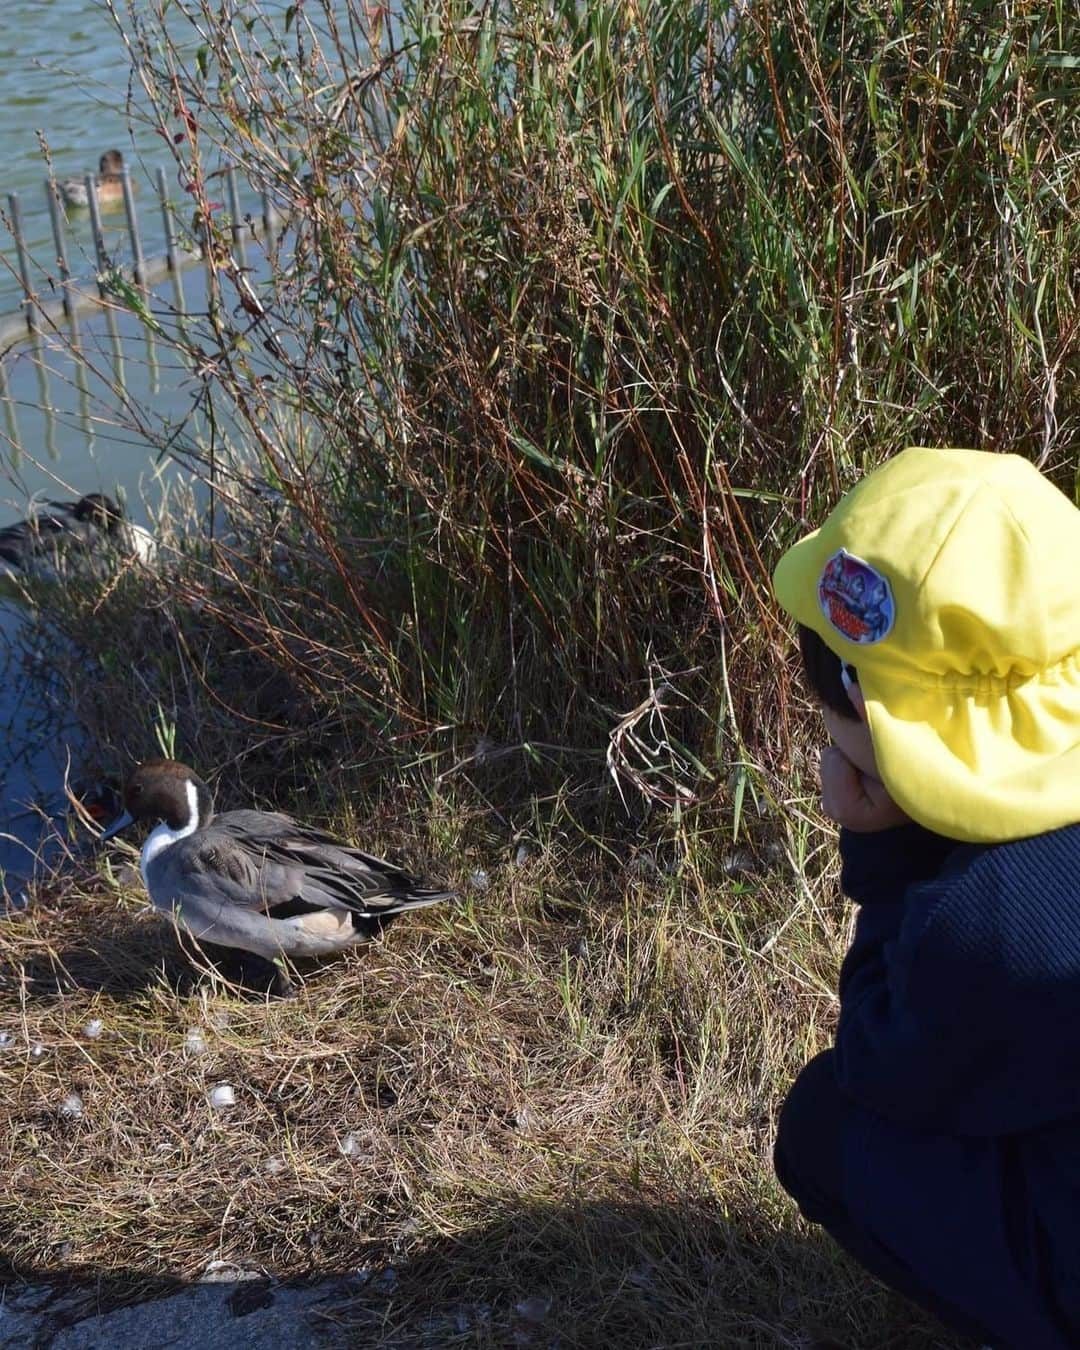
[58,150,126,209]
[101,760,456,995]
[0,492,155,582]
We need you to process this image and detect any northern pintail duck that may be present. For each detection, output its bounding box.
[102,760,455,995]
[0,492,155,582]
[58,150,126,209]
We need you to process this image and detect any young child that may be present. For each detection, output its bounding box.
[771,447,1080,1348]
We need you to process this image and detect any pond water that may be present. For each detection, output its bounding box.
[1,1,178,316]
[0,0,282,886]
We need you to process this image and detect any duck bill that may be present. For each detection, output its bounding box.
[100,809,135,842]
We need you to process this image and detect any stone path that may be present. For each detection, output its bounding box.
[0,1271,364,1349]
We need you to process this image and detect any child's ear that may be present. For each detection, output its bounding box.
[848,682,868,723]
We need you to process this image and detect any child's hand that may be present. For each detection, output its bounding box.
[820,744,911,832]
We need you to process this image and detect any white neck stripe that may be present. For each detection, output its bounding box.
[140,779,202,885]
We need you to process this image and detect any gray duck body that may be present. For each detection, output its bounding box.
[106,760,454,962]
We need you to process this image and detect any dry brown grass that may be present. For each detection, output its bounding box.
[0,790,966,1347]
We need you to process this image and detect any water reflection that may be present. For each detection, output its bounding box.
[0,593,84,893]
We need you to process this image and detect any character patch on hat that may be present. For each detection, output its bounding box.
[817,549,894,645]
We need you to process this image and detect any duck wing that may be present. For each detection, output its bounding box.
[0,508,75,568]
[141,814,453,958]
[200,810,456,919]
[59,179,90,208]
[0,521,30,568]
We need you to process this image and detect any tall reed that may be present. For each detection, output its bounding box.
[98,0,1079,809]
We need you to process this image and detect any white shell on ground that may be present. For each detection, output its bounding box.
[184,1028,208,1056]
[59,1092,84,1119]
[338,1132,363,1159]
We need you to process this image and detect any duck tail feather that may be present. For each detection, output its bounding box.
[357,886,457,916]
[392,887,457,911]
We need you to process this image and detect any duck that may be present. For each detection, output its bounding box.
[0,492,156,583]
[101,759,456,995]
[58,150,126,209]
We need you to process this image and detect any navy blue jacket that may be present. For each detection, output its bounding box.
[837,823,1080,1335]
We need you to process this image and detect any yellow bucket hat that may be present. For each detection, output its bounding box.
[773,446,1080,843]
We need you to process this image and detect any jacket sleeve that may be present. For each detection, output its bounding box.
[839,823,957,906]
[837,824,958,992]
[834,840,1080,1135]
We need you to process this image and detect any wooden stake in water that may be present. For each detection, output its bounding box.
[226,164,247,267]
[121,168,145,287]
[156,166,179,273]
[87,179,124,355]
[156,165,186,314]
[202,210,221,317]
[85,173,109,295]
[261,187,276,242]
[6,192,35,332]
[45,180,75,320]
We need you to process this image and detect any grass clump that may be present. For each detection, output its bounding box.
[0,820,946,1345]
[1,0,1077,1344]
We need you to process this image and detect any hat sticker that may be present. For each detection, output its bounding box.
[817,549,895,645]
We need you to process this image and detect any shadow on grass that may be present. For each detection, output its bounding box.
[0,912,194,1002]
[331,1198,975,1350]
[0,904,384,1004]
[0,908,301,1003]
[1,1199,972,1350]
